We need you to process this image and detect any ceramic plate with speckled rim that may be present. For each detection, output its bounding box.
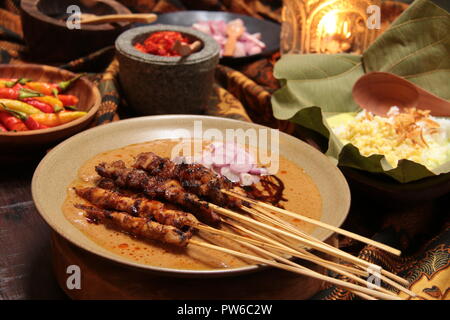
[32,115,350,277]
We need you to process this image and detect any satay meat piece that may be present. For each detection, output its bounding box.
[133,152,240,207]
[75,204,190,247]
[75,187,199,230]
[95,161,220,225]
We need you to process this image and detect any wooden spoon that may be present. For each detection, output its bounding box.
[172,40,203,57]
[79,13,157,25]
[223,19,245,57]
[352,72,450,117]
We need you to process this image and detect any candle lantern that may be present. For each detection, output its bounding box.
[281,0,382,54]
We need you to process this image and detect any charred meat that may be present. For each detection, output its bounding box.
[75,187,199,230]
[75,204,191,247]
[134,152,241,207]
[95,161,220,225]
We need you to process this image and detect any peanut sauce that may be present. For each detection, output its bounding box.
[62,139,322,270]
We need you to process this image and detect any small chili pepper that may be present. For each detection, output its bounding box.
[5,78,31,88]
[25,74,86,95]
[0,99,42,115]
[3,107,47,130]
[34,96,64,112]
[22,98,54,113]
[0,79,15,89]
[30,110,87,127]
[0,122,7,132]
[25,81,55,96]
[57,73,86,92]
[57,94,79,107]
[0,110,28,131]
[0,87,42,100]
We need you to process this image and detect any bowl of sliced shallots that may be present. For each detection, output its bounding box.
[149,10,281,63]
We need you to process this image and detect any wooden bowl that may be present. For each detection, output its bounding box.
[0,64,101,161]
[20,0,131,63]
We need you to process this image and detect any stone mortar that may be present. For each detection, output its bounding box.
[115,25,220,115]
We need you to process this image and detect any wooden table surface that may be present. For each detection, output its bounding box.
[0,157,66,299]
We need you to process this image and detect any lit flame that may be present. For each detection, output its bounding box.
[319,11,352,39]
[319,12,338,35]
[342,21,352,39]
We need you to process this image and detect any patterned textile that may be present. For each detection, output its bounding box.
[0,0,448,300]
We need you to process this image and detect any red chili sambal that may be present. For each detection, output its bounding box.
[134,31,190,57]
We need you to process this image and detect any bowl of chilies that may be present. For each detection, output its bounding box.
[0,64,100,161]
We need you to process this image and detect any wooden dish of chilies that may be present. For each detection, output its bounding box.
[0,64,101,162]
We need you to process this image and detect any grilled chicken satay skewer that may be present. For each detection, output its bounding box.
[75,187,405,298]
[75,187,199,230]
[133,152,240,208]
[75,206,397,299]
[75,205,191,247]
[91,159,409,297]
[95,161,220,225]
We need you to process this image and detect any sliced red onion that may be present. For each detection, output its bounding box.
[171,156,185,164]
[230,163,253,173]
[234,42,246,57]
[247,46,262,55]
[252,32,262,40]
[210,141,224,151]
[192,22,210,35]
[240,173,261,186]
[239,173,253,186]
[192,19,266,58]
[220,167,241,183]
[241,32,266,48]
[248,167,268,175]
[212,150,234,166]
[212,142,236,165]
[200,150,214,167]
[180,142,269,186]
[234,148,255,165]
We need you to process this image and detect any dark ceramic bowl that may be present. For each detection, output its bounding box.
[115,25,220,115]
[20,0,131,63]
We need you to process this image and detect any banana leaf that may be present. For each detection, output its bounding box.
[272,0,450,183]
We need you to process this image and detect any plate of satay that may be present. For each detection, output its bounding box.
[32,115,413,299]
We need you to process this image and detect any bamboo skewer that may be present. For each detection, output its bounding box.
[200,223,377,284]
[222,219,399,297]
[224,216,415,297]
[189,239,401,300]
[210,201,411,291]
[200,214,412,298]
[222,189,401,256]
[243,202,411,288]
[235,239,378,300]
[210,203,383,271]
[244,208,416,297]
[225,215,369,277]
